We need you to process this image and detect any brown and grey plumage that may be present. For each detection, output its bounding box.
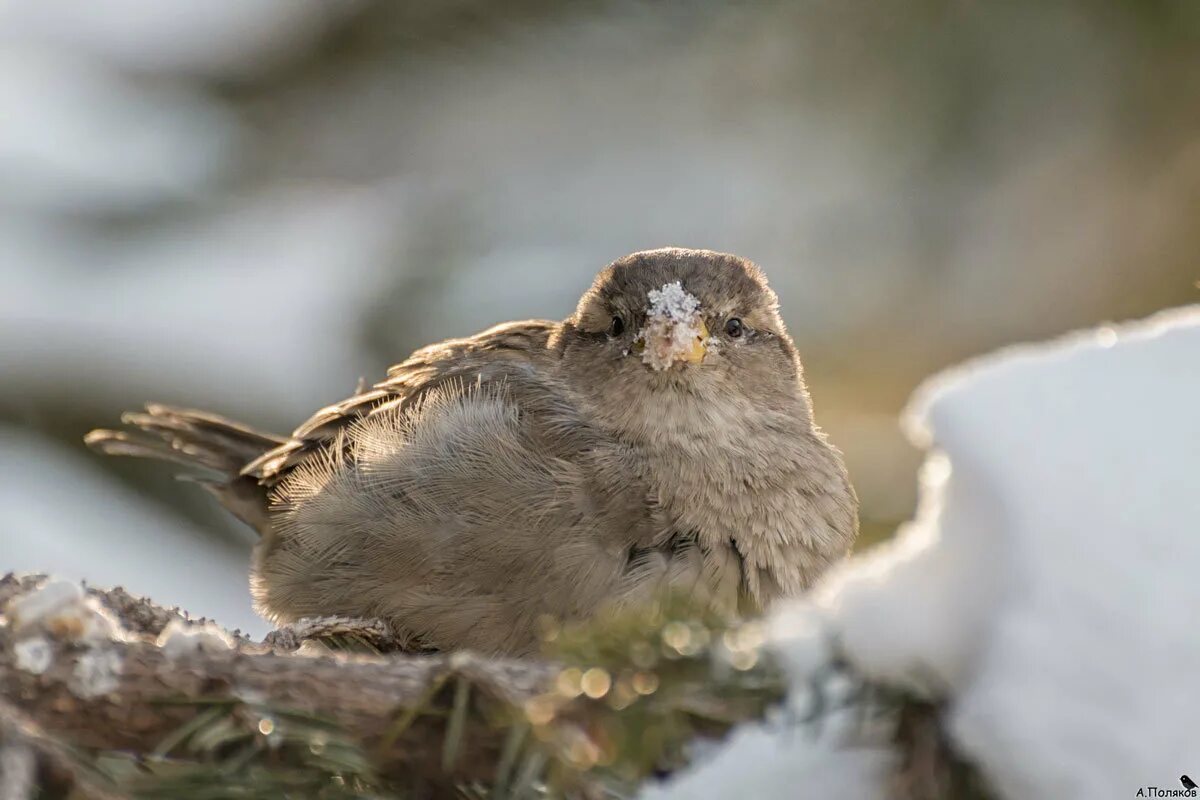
[86,248,858,655]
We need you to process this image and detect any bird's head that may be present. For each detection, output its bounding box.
[557,248,809,428]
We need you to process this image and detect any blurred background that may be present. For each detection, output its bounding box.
[2,1,1197,635]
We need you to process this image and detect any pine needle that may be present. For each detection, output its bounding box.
[441,676,472,772]
[492,721,529,799]
[376,670,450,754]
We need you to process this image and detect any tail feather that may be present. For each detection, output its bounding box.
[85,404,286,535]
[142,403,285,452]
[84,428,237,474]
[87,404,284,475]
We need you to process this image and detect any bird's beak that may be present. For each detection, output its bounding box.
[684,319,708,364]
[635,317,708,370]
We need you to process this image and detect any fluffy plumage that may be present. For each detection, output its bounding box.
[86,248,858,654]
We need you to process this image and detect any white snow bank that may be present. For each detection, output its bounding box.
[824,305,1200,798]
[648,305,1200,799]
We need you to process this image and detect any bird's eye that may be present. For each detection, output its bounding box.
[724,318,744,338]
[608,316,625,337]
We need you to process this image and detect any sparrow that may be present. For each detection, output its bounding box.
[86,248,858,655]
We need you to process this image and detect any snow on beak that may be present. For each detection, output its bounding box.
[635,281,709,370]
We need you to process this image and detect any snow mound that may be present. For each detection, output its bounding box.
[824,305,1200,797]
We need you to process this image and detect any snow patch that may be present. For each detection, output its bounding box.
[638,281,707,371]
[6,578,82,629]
[5,578,119,643]
[646,281,701,322]
[72,648,122,698]
[156,619,235,658]
[641,722,891,800]
[13,636,53,675]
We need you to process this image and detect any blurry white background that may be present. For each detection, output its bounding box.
[1,1,1197,634]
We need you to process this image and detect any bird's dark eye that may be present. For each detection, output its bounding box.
[724,318,744,338]
[608,316,625,337]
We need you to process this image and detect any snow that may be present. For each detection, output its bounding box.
[4,577,127,696]
[646,281,702,323]
[644,604,891,800]
[4,578,118,643]
[5,579,83,632]
[13,637,53,675]
[640,724,891,800]
[822,305,1200,797]
[638,281,708,371]
[813,450,997,692]
[647,305,1200,799]
[72,648,122,698]
[644,610,891,799]
[156,619,235,659]
[764,602,834,680]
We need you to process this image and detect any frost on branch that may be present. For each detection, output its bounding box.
[13,638,52,675]
[4,578,129,700]
[0,575,558,799]
[156,618,235,659]
[71,648,122,699]
[6,578,119,644]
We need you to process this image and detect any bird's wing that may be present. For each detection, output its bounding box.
[254,352,661,654]
[241,320,559,486]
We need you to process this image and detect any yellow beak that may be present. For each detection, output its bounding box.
[684,319,709,364]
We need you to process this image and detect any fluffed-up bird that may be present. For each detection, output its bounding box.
[86,248,858,655]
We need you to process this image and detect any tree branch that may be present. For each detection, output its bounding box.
[0,574,554,797]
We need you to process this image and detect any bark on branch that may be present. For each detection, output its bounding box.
[0,574,554,797]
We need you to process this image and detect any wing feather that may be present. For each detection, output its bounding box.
[242,320,558,484]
